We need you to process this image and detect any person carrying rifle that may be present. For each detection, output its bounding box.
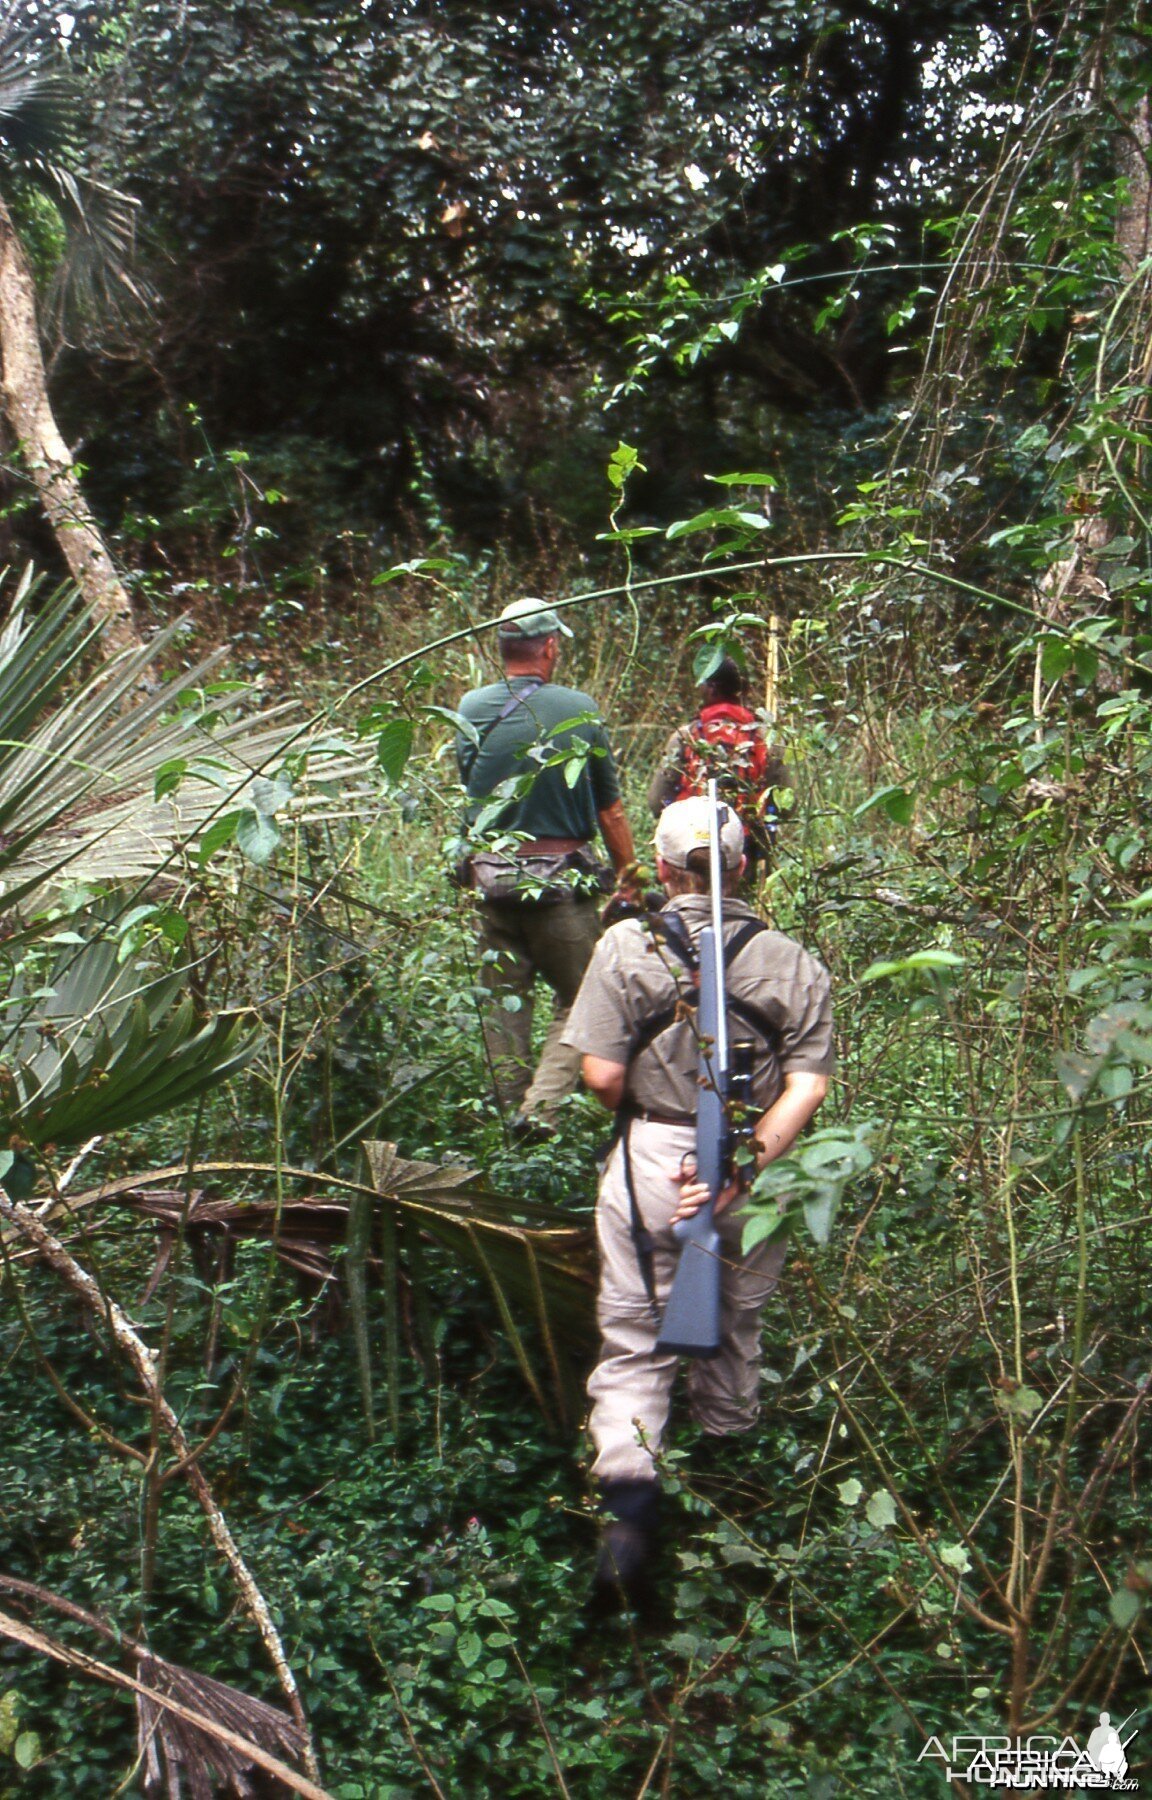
[561,794,832,1603]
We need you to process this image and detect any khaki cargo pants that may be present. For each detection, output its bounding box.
[477,895,602,1116]
[587,1118,788,1485]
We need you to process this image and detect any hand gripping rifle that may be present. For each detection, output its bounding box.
[655,780,755,1358]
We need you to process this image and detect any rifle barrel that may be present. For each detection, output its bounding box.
[707,778,729,1076]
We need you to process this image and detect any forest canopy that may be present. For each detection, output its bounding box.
[29,0,1131,555]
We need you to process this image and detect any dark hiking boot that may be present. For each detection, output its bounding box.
[588,1480,661,1615]
[594,1520,652,1591]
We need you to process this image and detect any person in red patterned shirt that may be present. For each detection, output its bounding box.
[648,658,788,866]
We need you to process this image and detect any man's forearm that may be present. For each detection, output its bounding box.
[752,1072,829,1169]
[597,799,637,874]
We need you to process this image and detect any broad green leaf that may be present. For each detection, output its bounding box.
[855,784,914,825]
[423,704,479,746]
[722,1541,768,1567]
[235,807,281,866]
[250,772,293,817]
[1054,1050,1101,1103]
[666,506,771,540]
[995,1385,1044,1423]
[741,1209,787,1251]
[154,758,187,800]
[939,1543,972,1573]
[799,1137,873,1179]
[837,1478,863,1507]
[707,472,779,488]
[607,442,643,490]
[376,718,415,783]
[1040,636,1073,682]
[13,1732,40,1771]
[371,558,453,585]
[862,949,964,982]
[802,1191,836,1245]
[197,811,241,868]
[1110,1587,1142,1630]
[1098,1063,1133,1100]
[0,1691,18,1756]
[865,1489,897,1530]
[418,1594,455,1614]
[692,641,727,684]
[457,1631,484,1668]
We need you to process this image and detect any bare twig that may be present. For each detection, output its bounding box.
[0,1189,320,1782]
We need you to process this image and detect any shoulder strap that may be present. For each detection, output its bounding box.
[725,918,767,962]
[722,920,778,1046]
[460,677,545,782]
[648,909,698,972]
[626,915,775,1064]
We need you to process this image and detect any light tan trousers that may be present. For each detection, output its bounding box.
[476,897,602,1115]
[588,1119,787,1485]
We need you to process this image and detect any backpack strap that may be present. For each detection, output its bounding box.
[625,914,777,1065]
[623,911,697,1061]
[459,677,545,784]
[725,918,768,963]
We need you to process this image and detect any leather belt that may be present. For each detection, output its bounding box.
[514,837,589,856]
[629,1108,694,1127]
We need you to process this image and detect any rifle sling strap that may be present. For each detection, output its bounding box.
[618,1117,659,1316]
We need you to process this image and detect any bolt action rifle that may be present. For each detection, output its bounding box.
[655,780,755,1358]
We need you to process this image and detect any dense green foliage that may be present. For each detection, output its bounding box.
[36,0,1072,557]
[0,0,1150,1794]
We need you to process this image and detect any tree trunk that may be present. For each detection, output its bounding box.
[1115,93,1152,279]
[0,188,141,655]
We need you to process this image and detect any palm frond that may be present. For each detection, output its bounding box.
[0,1575,327,1800]
[0,573,360,911]
[39,157,146,327]
[0,2,143,330]
[0,923,259,1146]
[0,7,70,165]
[15,1151,599,1424]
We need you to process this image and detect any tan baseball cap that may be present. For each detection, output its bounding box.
[496,596,574,639]
[655,796,745,870]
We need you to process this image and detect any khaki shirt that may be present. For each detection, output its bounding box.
[562,894,834,1117]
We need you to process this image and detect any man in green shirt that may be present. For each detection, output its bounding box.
[456,598,637,1133]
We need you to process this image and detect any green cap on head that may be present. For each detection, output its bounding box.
[496,596,574,641]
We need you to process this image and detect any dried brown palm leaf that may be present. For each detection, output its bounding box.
[0,1576,330,1799]
[15,1149,599,1424]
